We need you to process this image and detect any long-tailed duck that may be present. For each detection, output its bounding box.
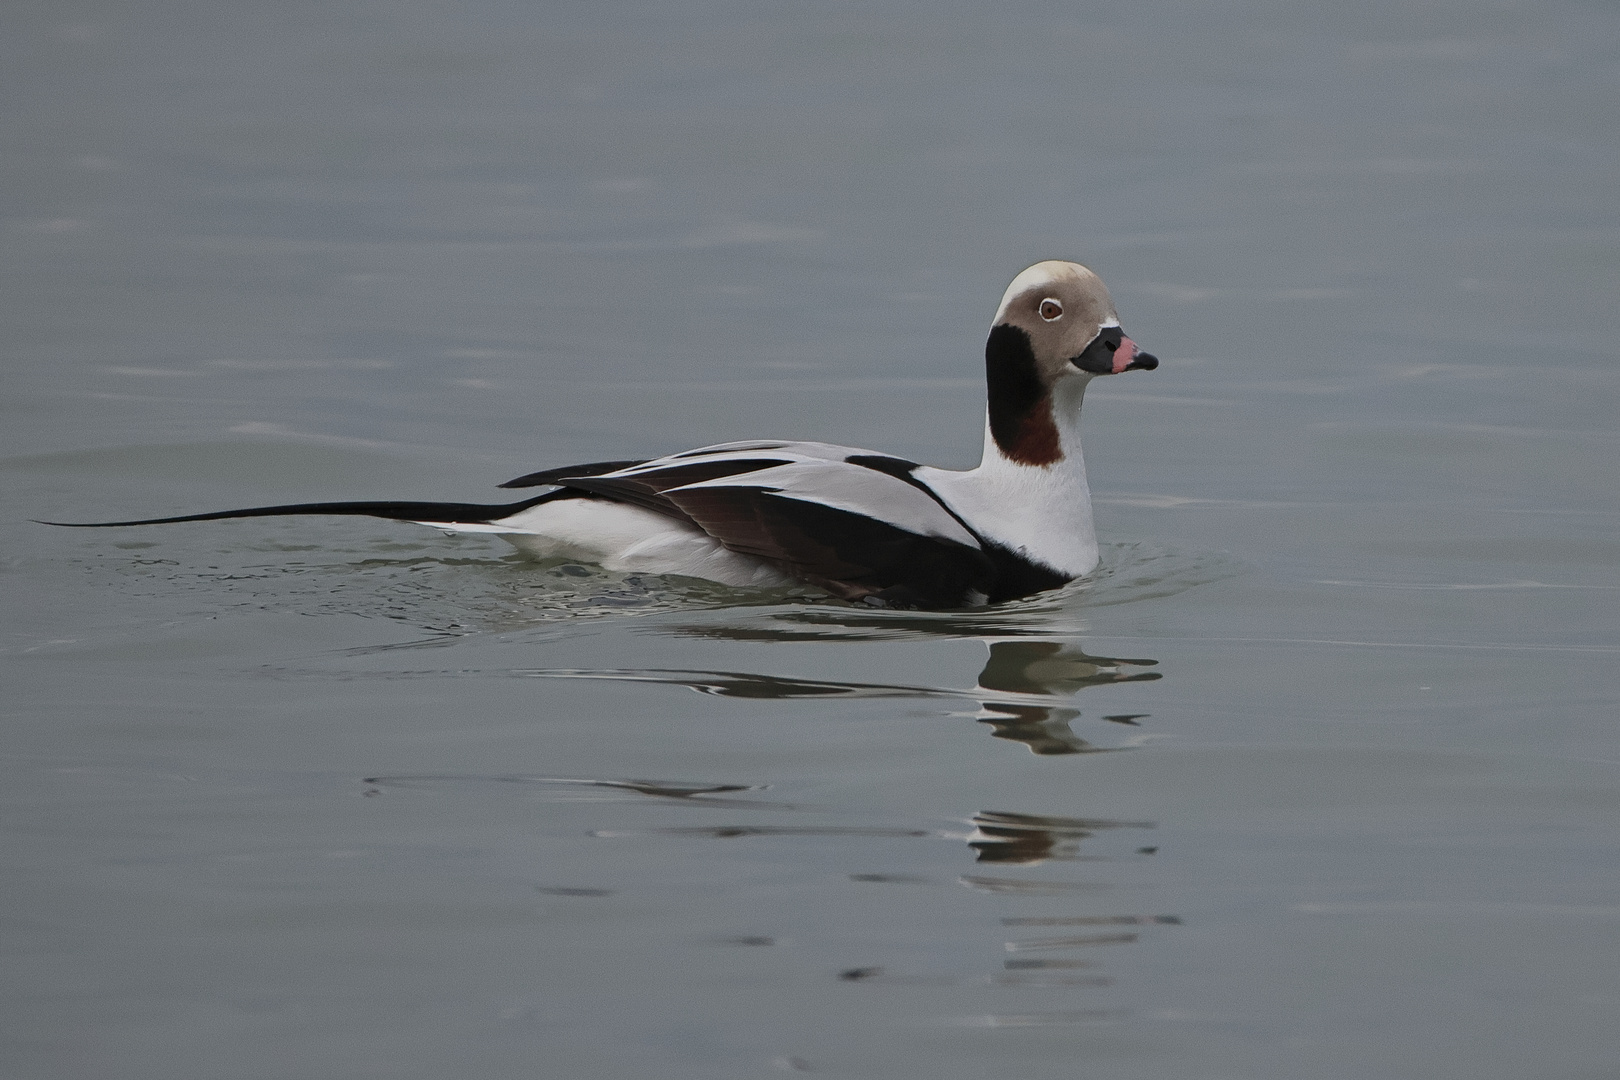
[46,260,1158,608]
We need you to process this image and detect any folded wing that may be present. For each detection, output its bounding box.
[541,443,993,606]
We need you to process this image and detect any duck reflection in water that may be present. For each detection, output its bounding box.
[539,637,1160,755]
[972,641,1158,754]
[964,809,1155,864]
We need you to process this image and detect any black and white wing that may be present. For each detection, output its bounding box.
[539,441,996,607]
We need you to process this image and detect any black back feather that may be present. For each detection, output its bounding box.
[498,459,650,489]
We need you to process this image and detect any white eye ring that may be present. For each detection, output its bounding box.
[1039,298,1063,321]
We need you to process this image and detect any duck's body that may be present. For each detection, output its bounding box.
[46,261,1157,609]
[452,432,1087,605]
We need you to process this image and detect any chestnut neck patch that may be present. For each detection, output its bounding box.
[985,324,1063,467]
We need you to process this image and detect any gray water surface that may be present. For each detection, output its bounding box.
[5,2,1619,1078]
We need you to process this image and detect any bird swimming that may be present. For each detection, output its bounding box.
[44,260,1158,609]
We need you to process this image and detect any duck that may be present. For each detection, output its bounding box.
[45,260,1158,609]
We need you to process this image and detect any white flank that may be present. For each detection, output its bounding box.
[452,498,794,587]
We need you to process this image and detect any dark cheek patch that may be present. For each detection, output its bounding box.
[985,324,1064,467]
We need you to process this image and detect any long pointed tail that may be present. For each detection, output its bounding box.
[36,491,565,529]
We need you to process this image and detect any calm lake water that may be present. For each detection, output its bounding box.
[5,2,1619,1077]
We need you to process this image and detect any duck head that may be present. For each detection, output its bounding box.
[984,260,1158,467]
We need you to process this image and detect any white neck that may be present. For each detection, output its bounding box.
[918,375,1100,577]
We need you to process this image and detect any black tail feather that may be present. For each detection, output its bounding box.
[37,491,568,529]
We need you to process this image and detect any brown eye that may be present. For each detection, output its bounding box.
[1039,298,1063,321]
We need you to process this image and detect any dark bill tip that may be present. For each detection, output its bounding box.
[1126,352,1159,372]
